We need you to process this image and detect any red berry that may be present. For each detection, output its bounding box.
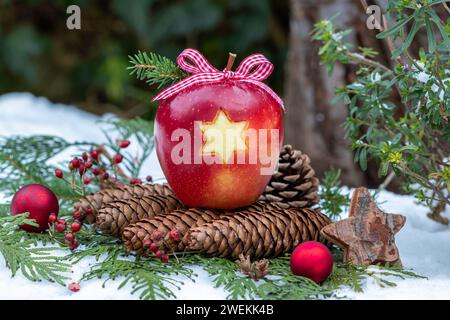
[78,164,86,176]
[83,177,92,185]
[109,177,117,183]
[85,207,93,215]
[130,178,142,185]
[69,240,79,250]
[70,158,81,169]
[160,253,170,263]
[149,243,158,253]
[90,149,100,160]
[169,229,180,242]
[102,172,110,180]
[55,223,66,233]
[85,161,92,169]
[82,152,88,161]
[155,250,162,258]
[146,175,153,182]
[71,221,81,232]
[55,169,64,179]
[65,232,75,243]
[115,182,125,188]
[72,211,82,219]
[57,218,65,225]
[151,230,163,242]
[119,140,131,148]
[91,168,100,176]
[68,282,80,292]
[143,239,152,249]
[48,213,57,223]
[113,154,123,164]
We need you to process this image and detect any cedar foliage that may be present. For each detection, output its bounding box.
[0,214,70,286]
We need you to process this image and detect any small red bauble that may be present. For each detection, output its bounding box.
[10,184,59,233]
[290,241,333,284]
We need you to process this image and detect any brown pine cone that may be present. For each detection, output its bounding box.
[122,208,221,254]
[74,183,174,223]
[187,202,331,259]
[96,193,184,236]
[122,201,290,254]
[259,145,319,209]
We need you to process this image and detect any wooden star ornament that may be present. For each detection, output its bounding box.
[320,187,406,266]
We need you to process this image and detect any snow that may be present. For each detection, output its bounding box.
[1,92,450,300]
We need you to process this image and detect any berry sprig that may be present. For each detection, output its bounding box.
[52,134,154,250]
[141,229,182,264]
[53,138,150,195]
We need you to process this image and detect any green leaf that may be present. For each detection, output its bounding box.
[425,19,437,53]
[392,20,422,58]
[359,148,368,171]
[377,15,414,39]
[378,162,389,177]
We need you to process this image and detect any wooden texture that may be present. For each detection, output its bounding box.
[320,187,406,266]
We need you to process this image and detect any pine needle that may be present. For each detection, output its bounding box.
[128,51,187,89]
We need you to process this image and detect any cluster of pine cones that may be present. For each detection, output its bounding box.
[74,145,330,259]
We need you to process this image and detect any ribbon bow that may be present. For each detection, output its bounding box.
[152,48,285,111]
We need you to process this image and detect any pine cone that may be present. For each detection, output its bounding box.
[187,202,331,259]
[122,208,221,253]
[74,183,174,223]
[259,145,319,209]
[96,193,184,236]
[236,254,269,280]
[122,201,291,254]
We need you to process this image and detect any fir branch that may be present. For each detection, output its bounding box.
[128,51,187,89]
[0,214,70,286]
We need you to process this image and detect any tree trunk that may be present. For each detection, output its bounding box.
[285,0,367,186]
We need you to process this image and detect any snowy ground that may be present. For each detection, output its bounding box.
[0,92,449,300]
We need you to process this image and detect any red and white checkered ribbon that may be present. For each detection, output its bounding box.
[152,48,285,111]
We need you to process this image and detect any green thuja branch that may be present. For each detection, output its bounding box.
[326,263,426,293]
[71,234,196,300]
[0,214,70,286]
[319,168,351,219]
[128,51,187,88]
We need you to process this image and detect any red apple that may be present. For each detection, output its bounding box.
[155,81,283,209]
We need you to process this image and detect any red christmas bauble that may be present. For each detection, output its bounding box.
[155,81,283,209]
[10,184,59,233]
[290,241,333,283]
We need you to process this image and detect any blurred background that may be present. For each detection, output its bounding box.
[0,0,437,188]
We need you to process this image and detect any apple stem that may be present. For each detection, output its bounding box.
[225,52,237,71]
